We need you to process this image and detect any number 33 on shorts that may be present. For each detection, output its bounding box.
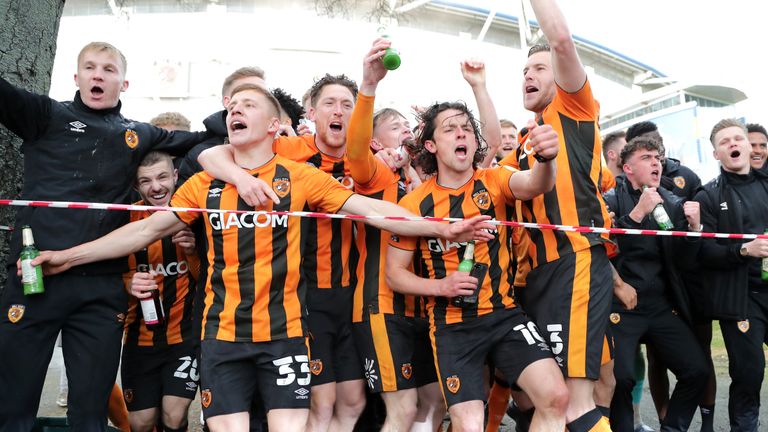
[273,355,311,386]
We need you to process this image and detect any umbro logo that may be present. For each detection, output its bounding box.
[208,187,223,197]
[69,121,87,133]
[294,387,309,399]
[720,202,728,211]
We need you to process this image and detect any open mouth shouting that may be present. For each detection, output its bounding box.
[91,85,104,97]
[455,144,469,160]
[229,120,247,133]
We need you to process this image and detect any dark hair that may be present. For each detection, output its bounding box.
[527,44,551,57]
[625,121,658,143]
[619,136,662,166]
[746,123,768,137]
[309,74,358,107]
[271,88,305,132]
[602,130,626,157]
[139,151,173,169]
[229,83,282,118]
[412,101,487,176]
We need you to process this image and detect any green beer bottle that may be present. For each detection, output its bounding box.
[642,185,674,230]
[20,225,44,295]
[378,28,401,71]
[762,229,768,282]
[451,241,475,307]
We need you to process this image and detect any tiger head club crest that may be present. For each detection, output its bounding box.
[8,304,25,323]
[310,359,323,376]
[673,176,686,189]
[401,363,412,380]
[201,389,212,408]
[272,177,291,198]
[123,389,134,404]
[446,375,461,394]
[737,319,750,333]
[609,313,621,324]
[472,190,491,210]
[124,129,139,149]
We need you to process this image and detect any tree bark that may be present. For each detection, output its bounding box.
[0,0,65,286]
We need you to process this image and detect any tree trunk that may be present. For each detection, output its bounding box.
[0,0,65,287]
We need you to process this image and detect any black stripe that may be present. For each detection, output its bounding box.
[306,152,323,169]
[329,161,347,288]
[234,193,256,341]
[419,194,448,323]
[560,114,605,249]
[362,191,384,314]
[124,248,149,346]
[154,236,177,346]
[472,180,506,311]
[269,164,291,340]
[204,180,227,339]
[448,193,476,322]
[300,206,318,289]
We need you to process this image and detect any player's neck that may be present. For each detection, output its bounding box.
[233,139,276,170]
[315,136,346,159]
[436,166,474,189]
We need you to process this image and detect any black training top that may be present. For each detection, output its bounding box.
[0,77,208,275]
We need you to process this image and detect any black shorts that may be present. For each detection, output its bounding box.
[199,338,311,418]
[430,308,553,408]
[307,287,364,385]
[523,246,612,379]
[121,340,200,411]
[352,313,437,393]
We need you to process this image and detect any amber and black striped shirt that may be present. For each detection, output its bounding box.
[124,203,200,347]
[171,155,354,343]
[500,79,613,269]
[274,135,358,290]
[389,168,518,327]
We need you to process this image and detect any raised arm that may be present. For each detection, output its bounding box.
[386,244,478,298]
[33,211,186,275]
[507,121,558,200]
[530,0,586,92]
[460,60,500,168]
[340,194,494,243]
[0,76,53,142]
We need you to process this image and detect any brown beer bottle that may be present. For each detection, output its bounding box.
[135,248,166,330]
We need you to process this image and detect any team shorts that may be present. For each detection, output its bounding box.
[199,338,311,419]
[430,308,553,408]
[306,287,364,385]
[523,245,612,379]
[121,340,200,411]
[352,312,437,393]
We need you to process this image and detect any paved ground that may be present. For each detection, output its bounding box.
[38,346,767,431]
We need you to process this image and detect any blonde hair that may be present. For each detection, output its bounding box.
[77,42,127,74]
[150,112,191,132]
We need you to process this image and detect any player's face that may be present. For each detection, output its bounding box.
[226,90,280,149]
[427,109,478,175]
[624,148,662,188]
[74,50,128,111]
[748,131,768,169]
[309,84,355,150]
[497,126,518,158]
[373,114,413,150]
[522,52,556,114]
[136,160,177,207]
[713,126,751,175]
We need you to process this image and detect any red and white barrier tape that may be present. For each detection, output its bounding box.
[0,225,12,232]
[1,198,766,240]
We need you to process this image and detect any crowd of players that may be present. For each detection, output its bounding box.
[1,0,767,431]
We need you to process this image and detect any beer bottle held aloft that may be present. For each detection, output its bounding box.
[762,229,768,281]
[378,27,401,71]
[451,241,475,307]
[20,225,44,295]
[643,185,674,230]
[136,248,166,330]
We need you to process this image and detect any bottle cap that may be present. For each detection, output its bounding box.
[22,225,34,246]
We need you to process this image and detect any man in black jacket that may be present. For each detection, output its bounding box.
[695,118,768,432]
[603,136,708,432]
[0,42,208,431]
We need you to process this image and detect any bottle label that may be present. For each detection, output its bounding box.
[21,258,38,284]
[762,257,768,273]
[140,299,159,325]
[652,207,673,230]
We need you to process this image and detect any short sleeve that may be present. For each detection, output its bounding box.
[386,194,419,251]
[303,166,355,214]
[170,173,205,225]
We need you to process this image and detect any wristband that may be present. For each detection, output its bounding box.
[533,153,555,163]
